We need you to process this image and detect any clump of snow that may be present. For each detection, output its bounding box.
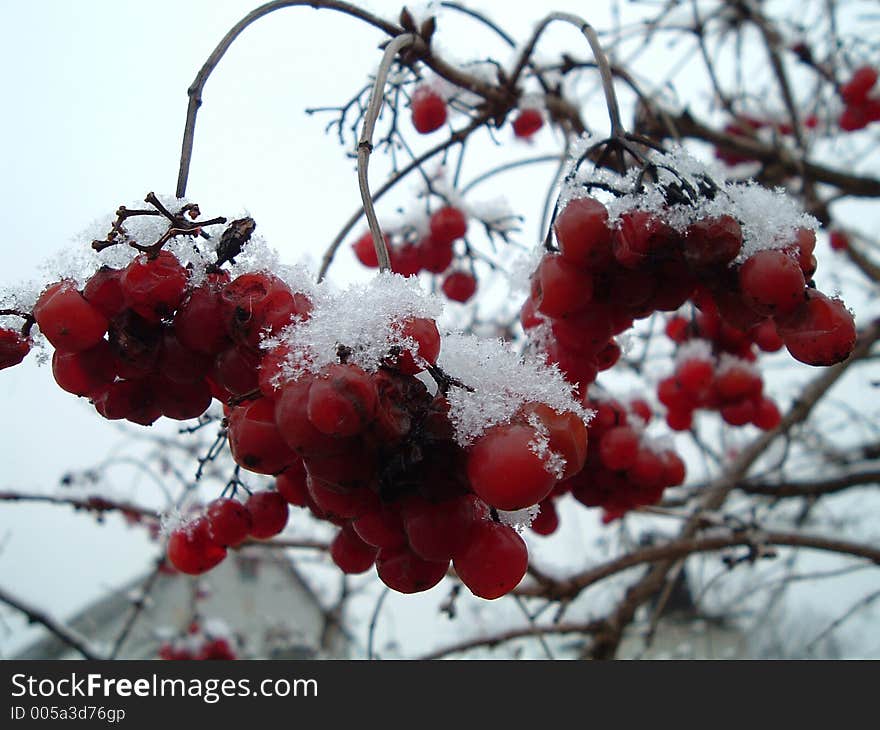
[497,504,540,532]
[560,144,817,263]
[675,338,714,366]
[267,272,442,381]
[439,332,591,446]
[716,352,760,377]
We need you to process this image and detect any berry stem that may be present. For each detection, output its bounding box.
[357,33,417,273]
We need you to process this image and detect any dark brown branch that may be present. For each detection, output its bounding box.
[0,490,159,522]
[740,470,880,498]
[0,585,102,660]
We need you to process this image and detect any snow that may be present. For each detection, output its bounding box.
[439,332,591,446]
[497,504,540,532]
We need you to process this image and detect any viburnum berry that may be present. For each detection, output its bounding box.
[777,290,857,366]
[245,491,290,539]
[441,271,477,303]
[420,237,454,274]
[613,211,678,269]
[174,273,231,355]
[0,329,30,371]
[553,196,613,270]
[330,525,378,575]
[512,108,544,138]
[530,499,559,536]
[453,520,528,600]
[390,244,423,277]
[840,66,878,105]
[206,498,252,547]
[531,254,593,318]
[599,426,640,471]
[307,364,378,437]
[352,231,387,268]
[429,207,468,245]
[275,461,309,506]
[167,518,227,575]
[51,341,116,397]
[682,215,742,269]
[34,281,109,353]
[403,494,481,562]
[392,317,441,374]
[467,424,558,510]
[227,398,297,475]
[352,505,408,550]
[92,379,162,426]
[120,251,188,322]
[376,546,448,594]
[739,250,806,316]
[753,397,782,430]
[411,86,447,134]
[829,230,849,252]
[83,266,127,320]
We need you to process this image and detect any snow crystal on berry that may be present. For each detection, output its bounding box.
[497,504,541,532]
[526,412,567,478]
[675,338,714,366]
[439,333,591,445]
[267,272,442,382]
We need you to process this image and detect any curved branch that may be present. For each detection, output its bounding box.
[0,490,159,521]
[0,585,103,660]
[740,470,880,499]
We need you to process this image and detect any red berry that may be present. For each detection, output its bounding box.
[376,546,448,594]
[512,108,544,138]
[777,290,857,366]
[390,244,423,277]
[52,341,116,397]
[34,281,108,353]
[841,66,878,105]
[352,505,407,549]
[174,274,231,355]
[453,521,528,600]
[120,251,188,322]
[613,211,678,269]
[393,317,441,374]
[531,254,593,318]
[83,267,126,319]
[829,230,849,252]
[676,358,714,398]
[441,271,477,303]
[246,491,289,539]
[330,525,378,574]
[167,518,227,575]
[421,237,454,274]
[352,231,386,267]
[403,495,481,562]
[753,397,782,430]
[275,461,309,506]
[411,86,447,134]
[206,498,252,547]
[307,364,378,437]
[228,398,297,475]
[530,499,559,536]
[429,207,468,245]
[599,426,640,471]
[683,215,742,269]
[554,197,612,270]
[0,329,30,371]
[739,250,806,316]
[467,424,558,510]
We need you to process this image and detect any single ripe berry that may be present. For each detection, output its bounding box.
[227,398,297,475]
[739,250,806,316]
[420,237,454,274]
[530,499,559,536]
[120,251,188,322]
[553,196,613,270]
[411,86,447,134]
[167,518,227,575]
[376,546,448,594]
[682,216,742,269]
[245,491,290,539]
[453,521,528,600]
[403,495,481,562]
[330,525,378,574]
[307,364,378,437]
[0,329,31,370]
[441,271,477,303]
[840,66,878,105]
[530,254,593,318]
[599,426,640,471]
[777,290,857,366]
[393,317,441,374]
[275,460,309,506]
[34,281,109,353]
[206,498,252,547]
[83,266,127,319]
[829,230,849,252]
[512,108,544,138]
[429,207,467,245]
[467,424,558,510]
[352,231,386,268]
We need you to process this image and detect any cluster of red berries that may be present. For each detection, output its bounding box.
[352,205,478,303]
[661,300,784,431]
[556,396,686,523]
[523,195,856,396]
[838,66,880,132]
[411,86,447,134]
[172,303,587,599]
[158,624,237,661]
[31,257,311,426]
[167,492,290,575]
